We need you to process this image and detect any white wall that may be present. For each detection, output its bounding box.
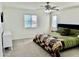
[3,7,50,40]
[0,3,3,56]
[52,6,79,25]
[0,19,3,57]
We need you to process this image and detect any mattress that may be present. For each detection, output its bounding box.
[60,36,79,49]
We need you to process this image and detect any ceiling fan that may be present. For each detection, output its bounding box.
[41,2,60,13]
[45,2,59,11]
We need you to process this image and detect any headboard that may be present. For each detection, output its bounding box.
[58,24,79,30]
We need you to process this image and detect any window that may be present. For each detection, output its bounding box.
[52,15,58,31]
[24,15,37,28]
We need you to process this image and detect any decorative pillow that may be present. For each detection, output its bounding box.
[70,29,79,37]
[58,28,71,36]
[58,27,79,37]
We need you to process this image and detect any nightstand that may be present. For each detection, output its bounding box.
[3,32,13,50]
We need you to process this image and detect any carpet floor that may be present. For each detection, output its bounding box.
[4,39,79,57]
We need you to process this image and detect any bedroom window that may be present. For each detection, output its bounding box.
[24,15,37,28]
[52,15,58,31]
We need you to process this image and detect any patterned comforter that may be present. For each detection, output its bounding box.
[33,34,63,57]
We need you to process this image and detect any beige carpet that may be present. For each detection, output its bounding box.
[60,47,79,57]
[4,39,79,57]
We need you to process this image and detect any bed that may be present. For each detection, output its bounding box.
[33,24,79,57]
[51,24,79,50]
[33,32,79,57]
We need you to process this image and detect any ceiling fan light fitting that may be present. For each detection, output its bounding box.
[44,9,52,13]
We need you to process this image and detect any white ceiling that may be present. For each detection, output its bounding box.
[2,2,79,10]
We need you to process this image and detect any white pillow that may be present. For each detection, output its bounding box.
[77,35,79,38]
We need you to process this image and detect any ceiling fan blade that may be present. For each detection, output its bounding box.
[55,9,59,11]
[52,8,59,11]
[51,6,59,9]
[35,5,45,10]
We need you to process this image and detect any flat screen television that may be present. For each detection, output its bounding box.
[24,15,37,28]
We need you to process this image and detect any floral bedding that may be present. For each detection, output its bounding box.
[33,34,63,57]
